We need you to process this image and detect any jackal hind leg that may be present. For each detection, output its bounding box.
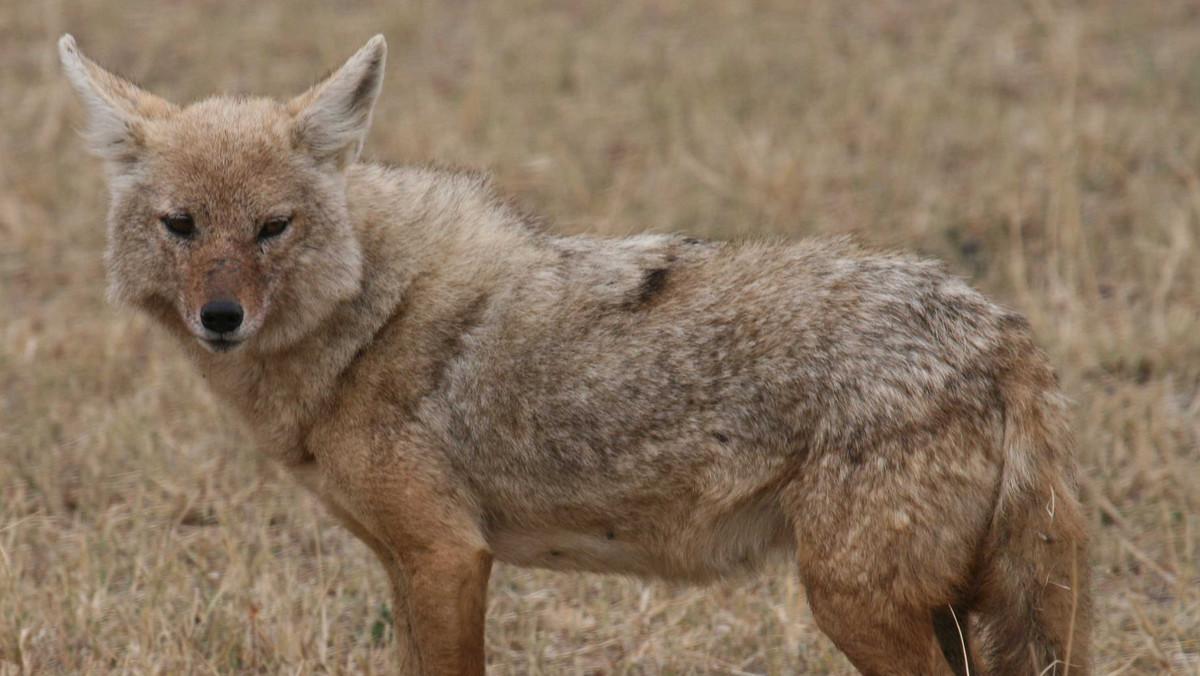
[780,448,990,675]
[789,514,979,676]
[804,586,961,676]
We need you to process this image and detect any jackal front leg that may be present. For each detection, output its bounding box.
[359,473,492,673]
[387,542,493,675]
[308,482,491,674]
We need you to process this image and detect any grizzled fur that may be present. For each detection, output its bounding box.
[61,34,1090,675]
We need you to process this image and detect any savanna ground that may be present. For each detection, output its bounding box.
[1,0,1198,673]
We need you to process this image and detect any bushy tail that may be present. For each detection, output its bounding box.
[972,349,1091,675]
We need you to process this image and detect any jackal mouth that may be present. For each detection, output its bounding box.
[200,337,244,353]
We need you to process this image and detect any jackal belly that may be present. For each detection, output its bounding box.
[483,486,795,582]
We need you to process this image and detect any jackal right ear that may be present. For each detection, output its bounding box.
[58,35,176,166]
[288,35,387,170]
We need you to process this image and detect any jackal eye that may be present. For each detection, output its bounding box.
[258,217,290,240]
[160,214,195,238]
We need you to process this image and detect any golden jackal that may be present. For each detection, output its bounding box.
[60,34,1090,675]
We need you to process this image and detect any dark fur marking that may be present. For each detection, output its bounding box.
[844,427,868,466]
[431,292,492,390]
[932,604,976,676]
[629,266,669,308]
[712,432,730,443]
[436,293,496,447]
[337,292,414,392]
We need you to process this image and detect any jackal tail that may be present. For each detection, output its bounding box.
[971,345,1091,675]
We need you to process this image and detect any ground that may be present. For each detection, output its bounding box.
[1,0,1198,673]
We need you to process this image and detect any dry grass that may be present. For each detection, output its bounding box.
[2,0,1198,673]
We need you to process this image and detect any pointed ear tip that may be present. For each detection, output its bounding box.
[366,34,387,55]
[58,34,78,59]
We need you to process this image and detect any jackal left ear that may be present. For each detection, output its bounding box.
[58,35,176,167]
[289,35,387,170]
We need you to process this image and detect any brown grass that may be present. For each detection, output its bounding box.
[2,0,1198,673]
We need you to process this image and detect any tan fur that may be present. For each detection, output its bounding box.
[61,34,1091,675]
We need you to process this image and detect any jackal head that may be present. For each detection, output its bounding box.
[59,35,387,354]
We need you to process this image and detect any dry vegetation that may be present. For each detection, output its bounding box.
[2,0,1198,673]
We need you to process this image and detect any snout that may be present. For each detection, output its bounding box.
[183,254,264,353]
[194,297,248,352]
[200,298,244,333]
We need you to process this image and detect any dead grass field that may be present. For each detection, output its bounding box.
[2,0,1198,673]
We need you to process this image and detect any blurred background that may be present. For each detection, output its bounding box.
[2,0,1198,673]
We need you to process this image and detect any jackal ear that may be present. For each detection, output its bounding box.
[289,35,387,170]
[58,35,175,167]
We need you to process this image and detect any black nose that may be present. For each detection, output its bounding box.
[200,299,244,334]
